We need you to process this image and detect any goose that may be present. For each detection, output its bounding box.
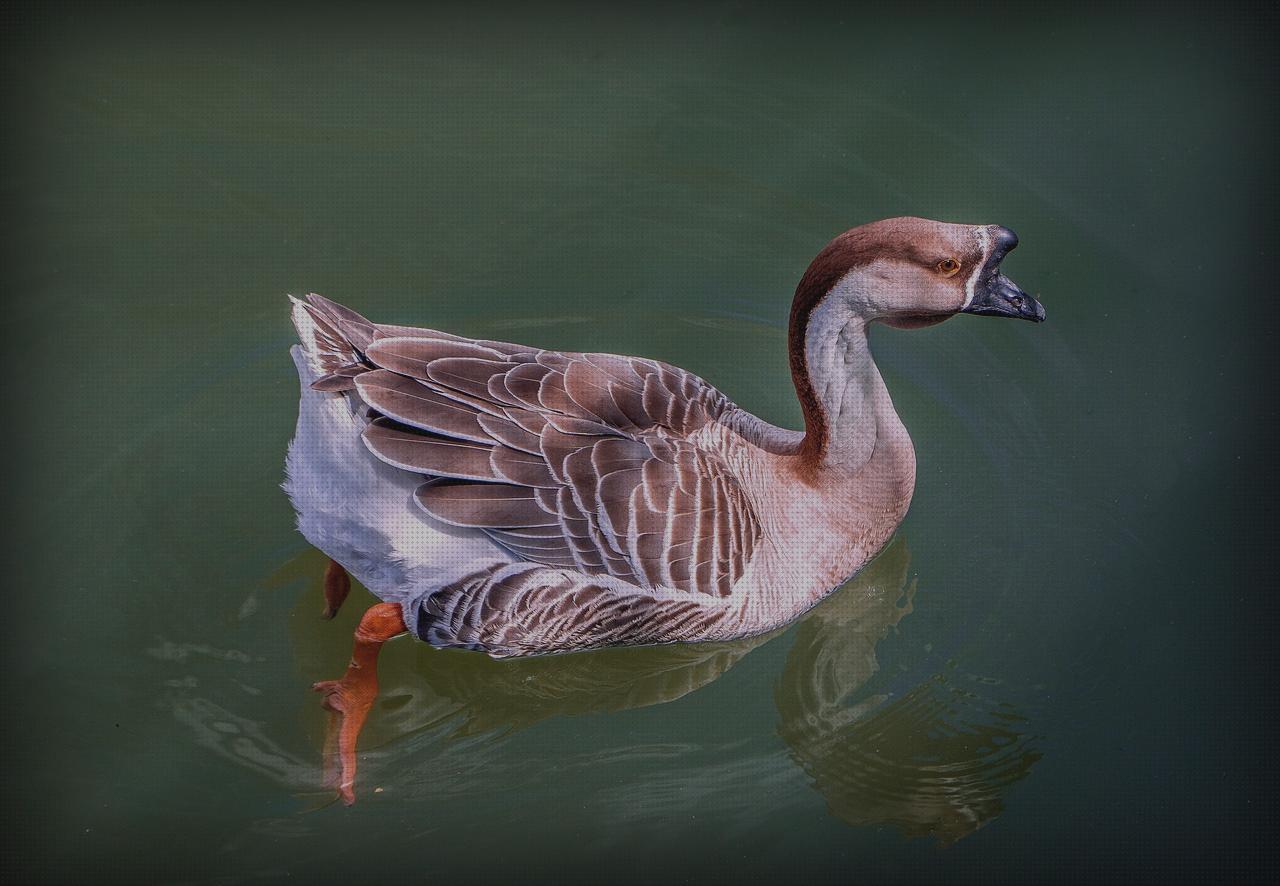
[284,215,1044,804]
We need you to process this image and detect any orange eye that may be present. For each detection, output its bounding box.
[937,258,961,276]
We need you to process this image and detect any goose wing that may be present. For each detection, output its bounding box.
[302,295,763,599]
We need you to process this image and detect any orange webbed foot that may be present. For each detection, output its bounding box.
[312,602,406,805]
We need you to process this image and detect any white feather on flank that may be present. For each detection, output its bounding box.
[283,299,512,635]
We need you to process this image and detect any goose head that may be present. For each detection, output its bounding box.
[791,216,1044,332]
[787,217,1045,472]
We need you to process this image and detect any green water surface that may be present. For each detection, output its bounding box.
[7,3,1276,883]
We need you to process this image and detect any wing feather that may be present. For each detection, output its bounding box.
[477,413,542,454]
[356,370,492,442]
[363,418,499,481]
[415,480,558,528]
[314,298,762,598]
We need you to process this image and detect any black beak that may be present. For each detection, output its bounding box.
[959,226,1046,323]
[963,273,1046,322]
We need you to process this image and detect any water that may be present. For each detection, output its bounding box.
[8,4,1277,883]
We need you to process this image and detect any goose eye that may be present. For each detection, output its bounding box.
[936,258,961,276]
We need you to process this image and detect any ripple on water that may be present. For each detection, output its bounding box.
[778,665,1041,845]
[160,538,1038,839]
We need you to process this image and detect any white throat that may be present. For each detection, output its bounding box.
[802,281,897,470]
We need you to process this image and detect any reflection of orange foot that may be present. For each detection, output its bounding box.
[321,558,351,620]
[312,602,406,805]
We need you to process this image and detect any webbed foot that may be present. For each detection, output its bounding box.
[312,602,406,805]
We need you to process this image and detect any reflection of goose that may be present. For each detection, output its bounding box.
[776,540,1041,844]
[400,635,772,738]
[284,218,1045,801]
[162,540,1036,836]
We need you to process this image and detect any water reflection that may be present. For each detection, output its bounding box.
[775,541,1042,844]
[396,636,773,738]
[163,538,1038,841]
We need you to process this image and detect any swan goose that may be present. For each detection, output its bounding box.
[284,215,1044,803]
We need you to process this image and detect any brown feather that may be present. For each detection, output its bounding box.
[544,414,613,437]
[415,480,557,528]
[366,336,508,375]
[540,427,587,484]
[477,413,542,454]
[490,445,558,488]
[426,357,520,402]
[590,437,649,476]
[363,418,499,481]
[498,362,553,410]
[564,360,633,429]
[306,293,377,353]
[504,409,550,436]
[355,370,492,442]
[310,369,361,392]
[536,368,578,415]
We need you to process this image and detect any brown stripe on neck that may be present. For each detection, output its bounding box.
[787,225,920,480]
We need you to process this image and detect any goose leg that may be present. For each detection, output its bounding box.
[321,558,351,620]
[312,602,406,805]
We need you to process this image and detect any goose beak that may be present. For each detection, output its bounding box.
[960,225,1045,322]
[961,273,1046,322]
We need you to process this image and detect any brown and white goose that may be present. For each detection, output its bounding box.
[285,216,1044,803]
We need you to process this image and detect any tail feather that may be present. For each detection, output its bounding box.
[290,294,376,392]
[305,293,378,352]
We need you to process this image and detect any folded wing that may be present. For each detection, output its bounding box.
[301,295,761,599]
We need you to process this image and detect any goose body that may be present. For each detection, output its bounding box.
[286,296,909,657]
[286,216,1043,802]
